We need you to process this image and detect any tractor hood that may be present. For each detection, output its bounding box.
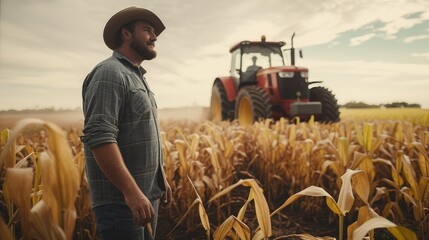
[256,66,308,76]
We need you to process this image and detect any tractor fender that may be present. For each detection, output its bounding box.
[214,77,237,102]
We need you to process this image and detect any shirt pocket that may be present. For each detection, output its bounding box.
[130,87,152,117]
[148,91,158,108]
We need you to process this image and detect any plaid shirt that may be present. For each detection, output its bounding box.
[81,51,165,208]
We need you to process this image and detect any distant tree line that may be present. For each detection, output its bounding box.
[341,101,421,108]
[0,107,82,113]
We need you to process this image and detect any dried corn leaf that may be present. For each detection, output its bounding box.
[205,147,220,171]
[402,154,419,200]
[30,200,66,240]
[0,128,16,169]
[338,137,349,167]
[167,198,200,237]
[283,233,335,239]
[4,119,80,237]
[237,189,254,221]
[352,216,416,240]
[213,215,250,240]
[0,218,13,240]
[419,177,429,202]
[418,152,429,178]
[347,206,379,240]
[337,169,361,214]
[240,179,271,237]
[209,179,271,238]
[4,168,33,238]
[187,175,210,231]
[387,226,418,240]
[189,134,200,159]
[251,229,265,240]
[271,185,342,217]
[351,171,370,205]
[358,157,375,183]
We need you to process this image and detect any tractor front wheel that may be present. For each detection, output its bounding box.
[309,86,340,123]
[210,81,233,121]
[235,86,272,125]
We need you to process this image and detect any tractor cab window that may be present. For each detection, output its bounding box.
[242,54,262,73]
[230,49,241,84]
[241,45,284,71]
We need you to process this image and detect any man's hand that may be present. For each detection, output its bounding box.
[124,189,155,226]
[160,179,172,209]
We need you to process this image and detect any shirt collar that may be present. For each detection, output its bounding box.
[112,50,147,75]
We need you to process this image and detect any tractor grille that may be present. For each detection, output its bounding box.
[277,74,309,100]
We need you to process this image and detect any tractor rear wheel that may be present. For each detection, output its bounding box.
[309,86,340,123]
[210,81,233,121]
[235,86,272,125]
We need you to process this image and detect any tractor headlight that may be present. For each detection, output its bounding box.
[300,72,308,78]
[279,72,294,78]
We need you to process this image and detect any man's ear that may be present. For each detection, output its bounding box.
[120,27,132,42]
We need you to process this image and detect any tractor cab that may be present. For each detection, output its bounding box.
[230,37,285,87]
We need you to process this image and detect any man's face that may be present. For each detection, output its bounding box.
[129,21,157,60]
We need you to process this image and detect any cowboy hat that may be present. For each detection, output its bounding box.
[103,6,165,50]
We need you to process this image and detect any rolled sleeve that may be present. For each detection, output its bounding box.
[82,114,118,149]
[82,67,125,150]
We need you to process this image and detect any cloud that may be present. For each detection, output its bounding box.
[411,52,429,60]
[379,14,426,39]
[349,33,376,46]
[404,34,429,43]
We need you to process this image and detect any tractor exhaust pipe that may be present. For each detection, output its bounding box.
[291,33,296,66]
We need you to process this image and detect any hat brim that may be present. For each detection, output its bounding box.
[103,7,165,50]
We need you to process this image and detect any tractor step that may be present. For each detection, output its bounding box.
[290,102,322,116]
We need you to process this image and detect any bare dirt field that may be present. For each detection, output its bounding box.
[0,107,209,130]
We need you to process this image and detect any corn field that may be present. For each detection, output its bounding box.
[0,109,428,240]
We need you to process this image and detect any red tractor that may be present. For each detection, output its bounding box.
[210,34,340,124]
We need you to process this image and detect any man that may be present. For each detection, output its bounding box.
[246,56,261,72]
[242,56,261,83]
[81,7,172,240]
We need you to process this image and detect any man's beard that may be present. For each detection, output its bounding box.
[130,37,157,60]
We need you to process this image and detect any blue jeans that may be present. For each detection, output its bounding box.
[93,200,159,240]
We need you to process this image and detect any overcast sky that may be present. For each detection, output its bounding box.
[0,0,428,110]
